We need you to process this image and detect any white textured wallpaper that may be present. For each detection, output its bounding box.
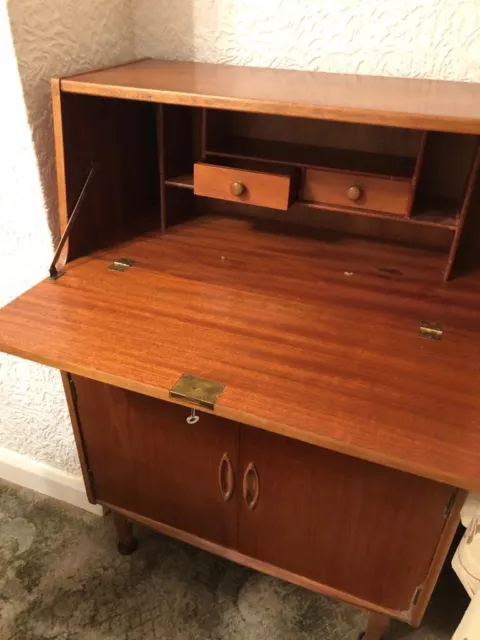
[133,0,480,81]
[1,0,480,477]
[0,0,133,475]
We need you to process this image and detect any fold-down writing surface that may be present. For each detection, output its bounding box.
[1,216,480,491]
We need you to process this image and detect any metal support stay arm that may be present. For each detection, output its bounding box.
[49,162,98,280]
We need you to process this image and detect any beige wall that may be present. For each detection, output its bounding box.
[0,0,133,475]
[133,0,480,81]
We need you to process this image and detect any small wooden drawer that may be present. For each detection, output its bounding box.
[301,168,411,215]
[194,162,294,210]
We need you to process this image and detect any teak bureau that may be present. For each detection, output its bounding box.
[3,58,480,639]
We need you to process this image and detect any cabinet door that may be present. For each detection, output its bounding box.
[72,376,239,548]
[238,426,454,612]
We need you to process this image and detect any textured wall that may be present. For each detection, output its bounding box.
[133,0,480,82]
[0,0,133,474]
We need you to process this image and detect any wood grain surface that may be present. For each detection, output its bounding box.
[237,424,454,611]
[104,501,408,622]
[301,167,411,215]
[60,58,480,134]
[194,162,293,210]
[364,613,391,640]
[71,373,457,617]
[1,215,480,490]
[72,375,240,548]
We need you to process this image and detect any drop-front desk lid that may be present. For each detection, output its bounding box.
[1,216,480,491]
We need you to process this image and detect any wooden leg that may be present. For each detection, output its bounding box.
[360,612,391,640]
[113,511,138,555]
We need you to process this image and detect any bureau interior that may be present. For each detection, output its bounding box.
[60,93,480,280]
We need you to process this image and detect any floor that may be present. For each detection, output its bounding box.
[0,479,468,640]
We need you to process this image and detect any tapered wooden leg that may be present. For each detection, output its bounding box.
[113,512,138,555]
[359,612,390,640]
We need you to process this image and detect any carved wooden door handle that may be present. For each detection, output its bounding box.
[218,453,235,501]
[242,462,260,510]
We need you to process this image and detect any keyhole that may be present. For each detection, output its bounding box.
[186,409,199,425]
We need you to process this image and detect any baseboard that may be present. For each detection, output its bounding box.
[0,447,103,515]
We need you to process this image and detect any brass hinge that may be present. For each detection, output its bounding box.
[108,257,135,272]
[169,374,225,410]
[419,321,444,341]
[68,375,78,404]
[444,491,457,519]
[411,586,422,607]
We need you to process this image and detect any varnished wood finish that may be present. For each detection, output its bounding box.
[58,92,158,261]
[162,105,195,180]
[3,59,480,636]
[51,78,68,245]
[164,173,194,189]
[444,142,480,281]
[450,149,480,278]
[201,197,455,247]
[60,59,480,134]
[60,372,95,503]
[72,375,240,548]
[301,168,411,215]
[194,162,293,210]
[207,136,417,178]
[2,216,480,490]
[206,110,423,165]
[101,484,462,625]
[218,452,235,502]
[410,489,466,626]
[237,425,453,611]
[242,462,260,511]
[156,104,167,233]
[201,108,208,160]
[102,500,409,622]
[364,612,391,640]
[112,512,137,555]
[406,130,428,216]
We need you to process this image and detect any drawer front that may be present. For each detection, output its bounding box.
[194,162,292,210]
[302,168,411,215]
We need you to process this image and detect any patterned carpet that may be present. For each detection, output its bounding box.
[0,479,468,639]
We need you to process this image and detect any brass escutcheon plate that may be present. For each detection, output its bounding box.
[169,374,225,410]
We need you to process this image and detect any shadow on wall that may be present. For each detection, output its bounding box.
[7,0,134,244]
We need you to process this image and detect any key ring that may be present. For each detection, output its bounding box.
[186,408,200,425]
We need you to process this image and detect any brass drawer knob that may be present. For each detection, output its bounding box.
[346,185,362,202]
[230,181,246,197]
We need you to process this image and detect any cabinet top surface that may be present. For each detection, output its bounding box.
[2,216,480,491]
[60,58,480,134]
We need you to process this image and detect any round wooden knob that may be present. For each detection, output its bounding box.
[230,181,246,197]
[346,185,362,202]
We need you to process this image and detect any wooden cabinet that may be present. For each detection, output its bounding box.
[72,375,239,548]
[3,58,480,639]
[237,426,453,611]
[71,374,457,620]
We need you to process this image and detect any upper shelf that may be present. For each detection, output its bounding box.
[59,58,480,135]
[206,137,416,178]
